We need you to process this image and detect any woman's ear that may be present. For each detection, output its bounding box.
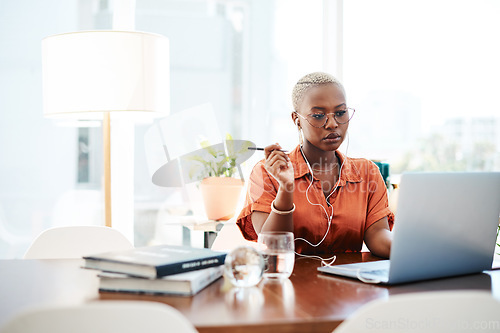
[291,112,300,127]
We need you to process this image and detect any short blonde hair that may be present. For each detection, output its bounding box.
[292,72,345,111]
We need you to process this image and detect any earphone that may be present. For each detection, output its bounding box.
[296,131,383,281]
[297,142,346,245]
[293,131,350,266]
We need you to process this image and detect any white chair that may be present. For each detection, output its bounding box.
[333,291,500,333]
[0,301,198,333]
[23,226,133,259]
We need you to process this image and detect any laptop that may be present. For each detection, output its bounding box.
[318,172,500,285]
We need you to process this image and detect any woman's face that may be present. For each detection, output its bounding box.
[294,83,348,152]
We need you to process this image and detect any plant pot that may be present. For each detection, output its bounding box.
[200,177,244,221]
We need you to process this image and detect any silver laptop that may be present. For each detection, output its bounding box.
[318,172,500,285]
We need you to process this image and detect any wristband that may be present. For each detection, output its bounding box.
[271,200,295,215]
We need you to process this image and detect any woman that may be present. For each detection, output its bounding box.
[236,72,393,258]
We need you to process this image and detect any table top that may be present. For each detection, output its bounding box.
[1,253,498,333]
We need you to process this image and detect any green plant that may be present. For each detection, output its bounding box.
[185,134,252,181]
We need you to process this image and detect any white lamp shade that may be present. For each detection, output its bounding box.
[42,30,169,119]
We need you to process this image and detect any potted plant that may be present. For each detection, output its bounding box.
[184,135,253,220]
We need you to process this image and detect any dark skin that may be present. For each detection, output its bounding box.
[252,83,392,258]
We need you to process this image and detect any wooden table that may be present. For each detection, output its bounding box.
[1,253,498,333]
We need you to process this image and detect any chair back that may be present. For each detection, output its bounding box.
[0,301,198,333]
[23,226,133,259]
[333,291,500,333]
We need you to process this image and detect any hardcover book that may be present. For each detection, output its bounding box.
[83,244,227,278]
[98,265,224,296]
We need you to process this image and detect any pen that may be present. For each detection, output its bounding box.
[248,147,288,152]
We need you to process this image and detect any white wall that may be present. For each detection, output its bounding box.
[0,0,81,257]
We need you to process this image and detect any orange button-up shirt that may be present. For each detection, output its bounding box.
[236,146,394,254]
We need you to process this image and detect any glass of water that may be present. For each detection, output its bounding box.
[258,231,295,280]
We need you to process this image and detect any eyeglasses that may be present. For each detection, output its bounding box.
[295,107,355,128]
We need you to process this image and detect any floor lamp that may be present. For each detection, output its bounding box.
[42,31,169,228]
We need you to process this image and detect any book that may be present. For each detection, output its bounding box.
[98,265,224,296]
[83,244,227,278]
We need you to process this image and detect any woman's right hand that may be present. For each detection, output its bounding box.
[251,143,295,234]
[264,143,294,190]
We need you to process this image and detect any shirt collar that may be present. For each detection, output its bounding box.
[290,145,362,185]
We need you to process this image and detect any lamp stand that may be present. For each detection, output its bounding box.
[103,112,112,227]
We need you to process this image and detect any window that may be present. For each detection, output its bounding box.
[343,0,500,175]
[133,0,324,247]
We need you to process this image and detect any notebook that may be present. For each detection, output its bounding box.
[318,172,500,285]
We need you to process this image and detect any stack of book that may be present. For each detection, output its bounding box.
[82,245,227,296]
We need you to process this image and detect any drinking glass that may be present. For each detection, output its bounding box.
[257,231,295,279]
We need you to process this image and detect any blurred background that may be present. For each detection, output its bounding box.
[1,0,499,258]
